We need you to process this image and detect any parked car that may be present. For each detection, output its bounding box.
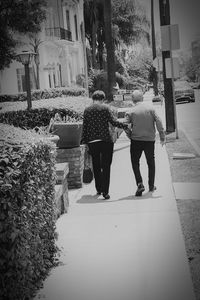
[191,82,200,89]
[174,80,195,103]
[152,95,163,103]
[160,81,195,103]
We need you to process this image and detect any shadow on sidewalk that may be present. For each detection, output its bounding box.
[114,144,130,152]
[76,193,162,204]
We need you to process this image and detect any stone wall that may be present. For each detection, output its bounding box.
[56,145,85,189]
[55,162,69,218]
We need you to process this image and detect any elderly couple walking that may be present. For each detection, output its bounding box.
[81,89,165,199]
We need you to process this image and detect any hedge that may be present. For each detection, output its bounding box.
[0,124,58,300]
[0,107,83,129]
[0,86,87,103]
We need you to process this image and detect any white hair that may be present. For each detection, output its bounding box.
[132,89,143,103]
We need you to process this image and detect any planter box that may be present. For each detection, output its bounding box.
[52,122,83,149]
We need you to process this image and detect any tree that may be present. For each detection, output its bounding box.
[126,44,152,80]
[0,0,47,70]
[112,0,150,46]
[84,0,150,70]
[28,33,43,89]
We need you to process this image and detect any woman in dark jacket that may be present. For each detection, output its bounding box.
[81,90,128,199]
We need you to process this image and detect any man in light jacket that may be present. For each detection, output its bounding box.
[125,90,165,196]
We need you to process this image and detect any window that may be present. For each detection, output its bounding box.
[48,73,52,88]
[74,14,78,41]
[53,72,56,87]
[66,10,70,30]
[16,68,34,92]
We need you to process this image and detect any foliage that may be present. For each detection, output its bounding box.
[88,69,108,95]
[0,124,58,300]
[0,86,87,103]
[52,113,81,124]
[112,0,150,46]
[0,0,47,70]
[126,43,152,80]
[0,107,83,130]
[115,51,128,75]
[84,0,150,71]
[185,57,200,82]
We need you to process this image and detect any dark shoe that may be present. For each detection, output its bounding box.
[103,193,110,200]
[149,186,157,192]
[135,183,145,196]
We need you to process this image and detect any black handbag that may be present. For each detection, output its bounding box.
[83,145,93,184]
[83,167,93,183]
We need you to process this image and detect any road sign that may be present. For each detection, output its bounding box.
[153,57,163,71]
[161,24,180,51]
[165,57,180,78]
[113,94,123,101]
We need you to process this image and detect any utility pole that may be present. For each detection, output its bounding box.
[159,0,175,133]
[151,0,158,96]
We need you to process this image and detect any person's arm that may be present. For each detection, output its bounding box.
[152,109,166,145]
[107,108,128,130]
[124,112,132,138]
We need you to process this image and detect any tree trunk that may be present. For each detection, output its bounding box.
[97,27,104,69]
[91,0,97,68]
[103,0,115,102]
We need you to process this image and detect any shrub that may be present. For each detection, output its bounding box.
[88,69,132,96]
[0,107,83,129]
[88,69,108,95]
[0,124,58,300]
[0,87,87,103]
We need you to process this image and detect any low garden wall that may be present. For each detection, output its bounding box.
[56,145,85,189]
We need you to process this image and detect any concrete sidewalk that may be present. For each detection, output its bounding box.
[35,132,195,300]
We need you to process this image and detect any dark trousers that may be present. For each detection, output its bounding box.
[88,141,114,195]
[130,140,155,189]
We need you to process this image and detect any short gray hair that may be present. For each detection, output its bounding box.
[132,89,143,103]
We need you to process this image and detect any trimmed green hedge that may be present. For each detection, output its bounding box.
[0,86,87,103]
[0,107,83,129]
[0,124,58,300]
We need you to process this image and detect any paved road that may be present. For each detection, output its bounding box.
[176,100,200,153]
[144,89,200,154]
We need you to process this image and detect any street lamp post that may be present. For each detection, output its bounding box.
[16,51,36,110]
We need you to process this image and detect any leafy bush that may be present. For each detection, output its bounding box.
[0,107,83,129]
[0,124,58,300]
[88,69,128,96]
[0,86,87,103]
[0,95,92,115]
[88,69,108,95]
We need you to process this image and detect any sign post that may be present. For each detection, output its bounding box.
[160,21,180,138]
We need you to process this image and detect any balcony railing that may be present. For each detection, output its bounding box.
[45,27,72,41]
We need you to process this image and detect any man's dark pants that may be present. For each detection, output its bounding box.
[88,141,114,195]
[130,140,155,189]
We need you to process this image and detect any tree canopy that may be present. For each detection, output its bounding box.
[84,0,150,70]
[0,0,47,70]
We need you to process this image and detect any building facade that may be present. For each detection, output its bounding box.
[0,0,87,95]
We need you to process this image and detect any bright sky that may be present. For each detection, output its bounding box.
[140,0,200,52]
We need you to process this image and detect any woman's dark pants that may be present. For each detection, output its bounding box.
[130,140,155,189]
[88,141,114,195]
